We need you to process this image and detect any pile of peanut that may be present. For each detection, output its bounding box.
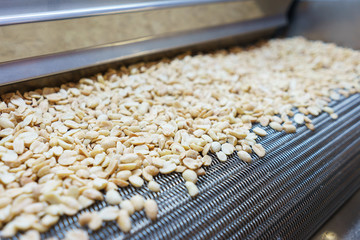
[0,37,359,239]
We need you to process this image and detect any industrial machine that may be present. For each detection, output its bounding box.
[0,0,359,239]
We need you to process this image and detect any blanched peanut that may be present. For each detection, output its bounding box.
[99,206,119,221]
[182,169,198,183]
[252,127,267,137]
[221,143,234,155]
[88,213,102,231]
[216,151,227,162]
[185,181,199,197]
[117,209,131,233]
[210,142,221,152]
[283,124,296,133]
[64,229,89,240]
[237,150,252,163]
[148,181,161,192]
[120,200,135,215]
[128,175,144,188]
[144,199,158,221]
[269,122,283,131]
[105,190,122,205]
[252,144,266,158]
[130,195,145,211]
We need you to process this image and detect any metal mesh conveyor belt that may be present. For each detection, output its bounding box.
[8,93,360,240]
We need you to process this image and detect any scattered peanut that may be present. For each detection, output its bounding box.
[88,213,102,231]
[0,37,358,237]
[99,206,119,221]
[182,169,198,183]
[120,200,135,215]
[144,199,158,221]
[105,190,122,205]
[252,127,267,137]
[117,209,131,233]
[216,151,227,162]
[221,143,235,155]
[269,122,283,132]
[185,181,200,197]
[283,124,297,133]
[294,113,305,125]
[148,181,161,192]
[252,144,266,158]
[210,142,221,152]
[237,151,252,163]
[130,195,145,211]
[20,230,40,240]
[64,229,89,240]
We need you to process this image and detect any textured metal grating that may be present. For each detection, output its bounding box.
[7,93,360,240]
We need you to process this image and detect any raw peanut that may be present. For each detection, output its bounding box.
[323,106,334,114]
[78,196,94,209]
[182,169,198,183]
[93,178,108,190]
[64,229,89,240]
[58,150,78,166]
[128,175,144,188]
[182,158,201,170]
[78,212,92,226]
[144,199,158,220]
[120,153,140,163]
[159,162,177,174]
[117,209,131,233]
[148,181,161,192]
[120,200,135,215]
[252,144,266,158]
[82,189,104,201]
[237,150,252,163]
[105,190,122,205]
[306,123,315,130]
[20,230,40,240]
[185,181,199,197]
[221,143,234,155]
[130,194,145,211]
[252,127,267,137]
[0,117,14,128]
[88,212,102,231]
[117,170,132,181]
[283,124,296,133]
[269,122,283,131]
[99,206,119,221]
[196,168,206,176]
[202,155,212,166]
[210,142,221,152]
[216,151,227,162]
[330,113,338,119]
[259,116,270,127]
[294,113,305,124]
[228,129,247,139]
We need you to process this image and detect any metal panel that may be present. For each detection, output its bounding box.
[0,0,292,91]
[0,0,247,25]
[285,0,360,50]
[0,0,294,63]
[0,15,286,94]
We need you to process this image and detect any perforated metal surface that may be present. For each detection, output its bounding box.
[8,93,360,240]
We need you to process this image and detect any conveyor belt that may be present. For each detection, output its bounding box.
[8,93,360,240]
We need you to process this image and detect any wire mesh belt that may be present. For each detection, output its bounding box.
[7,93,360,240]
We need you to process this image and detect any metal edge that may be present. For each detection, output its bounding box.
[0,15,287,94]
[0,0,242,26]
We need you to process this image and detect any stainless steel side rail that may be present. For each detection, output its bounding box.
[0,15,286,94]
